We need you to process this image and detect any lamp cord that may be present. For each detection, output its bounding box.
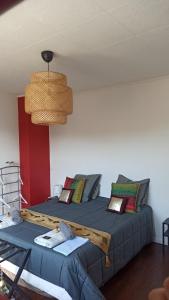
[47,62,50,95]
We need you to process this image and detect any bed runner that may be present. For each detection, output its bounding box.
[21,209,111,267]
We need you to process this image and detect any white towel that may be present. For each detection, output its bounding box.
[53,236,88,256]
[34,230,65,248]
[0,216,17,229]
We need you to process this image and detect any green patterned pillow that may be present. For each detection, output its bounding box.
[111,183,139,197]
[111,183,140,213]
[71,179,86,204]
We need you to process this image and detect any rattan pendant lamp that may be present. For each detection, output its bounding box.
[25,50,73,125]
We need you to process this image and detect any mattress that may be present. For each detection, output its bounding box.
[0,196,153,300]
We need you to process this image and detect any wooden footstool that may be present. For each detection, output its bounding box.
[149,277,169,300]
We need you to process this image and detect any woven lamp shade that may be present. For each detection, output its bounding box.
[25,71,73,125]
[31,111,67,125]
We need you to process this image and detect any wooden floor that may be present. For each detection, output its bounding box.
[19,243,169,300]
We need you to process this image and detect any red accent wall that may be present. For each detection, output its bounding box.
[18,96,50,207]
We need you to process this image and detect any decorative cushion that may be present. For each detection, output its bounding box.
[124,196,137,213]
[58,188,74,204]
[111,182,139,197]
[74,174,101,202]
[107,196,127,214]
[117,174,150,209]
[71,179,86,204]
[64,177,74,189]
[111,183,140,213]
[91,184,100,199]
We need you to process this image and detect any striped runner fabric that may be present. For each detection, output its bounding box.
[21,209,112,267]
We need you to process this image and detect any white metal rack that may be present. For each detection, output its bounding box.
[0,163,27,215]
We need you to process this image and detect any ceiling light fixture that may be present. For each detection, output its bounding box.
[25,50,73,125]
[0,0,23,15]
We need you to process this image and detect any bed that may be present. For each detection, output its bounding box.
[0,196,153,300]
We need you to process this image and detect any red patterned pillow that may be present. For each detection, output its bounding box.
[124,196,137,213]
[64,177,74,189]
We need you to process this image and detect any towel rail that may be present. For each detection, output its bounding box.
[0,164,28,215]
[0,238,31,299]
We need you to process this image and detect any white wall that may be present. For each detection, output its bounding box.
[0,92,19,167]
[50,76,169,243]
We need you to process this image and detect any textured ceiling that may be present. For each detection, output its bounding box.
[1,0,169,94]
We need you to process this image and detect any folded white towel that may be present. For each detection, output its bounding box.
[53,236,88,256]
[34,230,65,248]
[0,217,18,229]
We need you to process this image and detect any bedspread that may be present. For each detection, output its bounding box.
[0,197,153,300]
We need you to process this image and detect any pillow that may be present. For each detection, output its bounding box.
[58,188,74,204]
[111,183,140,213]
[117,174,150,208]
[107,196,127,214]
[111,182,139,197]
[91,184,100,200]
[71,179,86,204]
[74,174,101,202]
[123,196,137,213]
[64,177,74,189]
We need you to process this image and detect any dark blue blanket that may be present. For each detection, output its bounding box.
[0,197,153,300]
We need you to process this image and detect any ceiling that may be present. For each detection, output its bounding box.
[1,0,169,94]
